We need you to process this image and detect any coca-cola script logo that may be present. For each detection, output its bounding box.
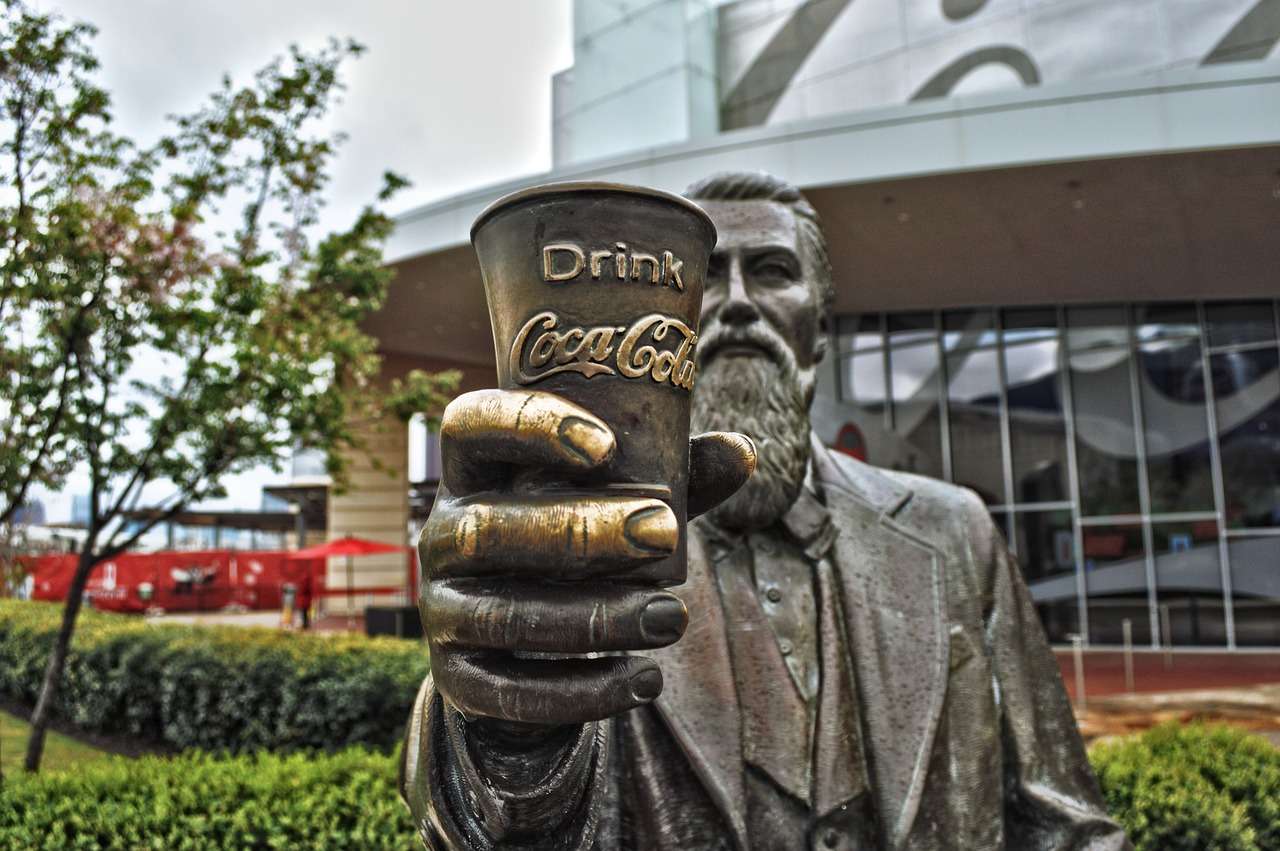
[509,310,697,391]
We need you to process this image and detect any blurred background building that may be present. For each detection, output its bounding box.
[352,0,1280,648]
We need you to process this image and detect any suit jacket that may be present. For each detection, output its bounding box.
[402,439,1130,850]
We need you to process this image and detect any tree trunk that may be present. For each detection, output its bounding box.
[23,547,96,772]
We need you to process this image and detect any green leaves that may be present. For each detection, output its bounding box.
[0,747,417,849]
[1090,722,1280,851]
[0,600,429,754]
[0,2,458,555]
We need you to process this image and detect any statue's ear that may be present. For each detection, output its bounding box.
[814,313,830,363]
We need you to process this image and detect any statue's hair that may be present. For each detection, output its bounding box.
[684,171,834,308]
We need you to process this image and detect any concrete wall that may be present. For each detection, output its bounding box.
[717,0,1280,129]
[323,415,410,614]
[553,0,719,166]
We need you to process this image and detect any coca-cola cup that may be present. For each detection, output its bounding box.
[471,181,716,586]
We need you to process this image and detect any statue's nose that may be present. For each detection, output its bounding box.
[719,259,759,325]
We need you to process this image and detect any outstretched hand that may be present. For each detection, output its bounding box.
[420,388,754,725]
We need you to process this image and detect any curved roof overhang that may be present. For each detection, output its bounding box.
[368,63,1280,367]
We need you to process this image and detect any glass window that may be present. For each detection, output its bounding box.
[888,343,943,479]
[1152,521,1226,646]
[1005,340,1069,504]
[832,303,1280,647]
[1067,306,1128,351]
[943,308,996,351]
[837,314,881,353]
[887,312,935,347]
[1212,347,1280,529]
[1139,338,1215,514]
[1002,307,1057,344]
[946,348,1004,504]
[1205,301,1277,349]
[1135,303,1198,343]
[1016,509,1079,642]
[842,350,887,412]
[990,510,1011,544]
[1229,536,1280,647]
[1070,345,1142,517]
[1080,522,1148,644]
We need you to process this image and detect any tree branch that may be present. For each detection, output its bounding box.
[0,268,108,523]
[102,337,213,522]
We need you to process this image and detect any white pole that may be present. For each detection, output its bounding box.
[1122,618,1135,694]
[1160,603,1174,670]
[346,554,355,632]
[1071,634,1087,711]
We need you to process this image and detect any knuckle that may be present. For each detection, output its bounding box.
[452,503,489,559]
[439,392,477,436]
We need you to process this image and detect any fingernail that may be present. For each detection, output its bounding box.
[629,666,663,702]
[559,416,613,465]
[624,505,678,554]
[734,433,758,476]
[639,596,687,643]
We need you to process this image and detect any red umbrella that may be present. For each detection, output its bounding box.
[289,535,404,560]
[288,535,407,628]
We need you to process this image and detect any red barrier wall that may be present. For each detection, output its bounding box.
[27,550,326,614]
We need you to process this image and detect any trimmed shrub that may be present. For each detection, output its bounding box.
[0,747,417,849]
[0,599,428,753]
[1090,722,1280,851]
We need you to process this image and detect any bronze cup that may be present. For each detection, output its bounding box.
[471,182,716,586]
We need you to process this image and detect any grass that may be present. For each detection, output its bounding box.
[1,709,111,775]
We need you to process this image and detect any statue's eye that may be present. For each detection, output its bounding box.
[706,255,728,280]
[753,258,795,280]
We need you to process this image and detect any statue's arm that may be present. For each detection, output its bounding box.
[968,494,1132,851]
[400,676,614,850]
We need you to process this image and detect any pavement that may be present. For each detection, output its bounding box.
[1054,648,1280,699]
[1074,683,1280,745]
[145,610,285,628]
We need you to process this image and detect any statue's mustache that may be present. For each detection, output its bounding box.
[698,319,792,370]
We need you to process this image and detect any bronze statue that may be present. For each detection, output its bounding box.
[402,173,1129,850]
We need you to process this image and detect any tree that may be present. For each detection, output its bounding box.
[0,1,458,771]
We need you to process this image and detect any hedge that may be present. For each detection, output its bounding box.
[0,717,1277,848]
[1090,722,1280,851]
[0,747,417,850]
[0,599,428,754]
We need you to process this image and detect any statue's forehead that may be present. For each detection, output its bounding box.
[698,201,799,252]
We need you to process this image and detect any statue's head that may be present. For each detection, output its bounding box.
[686,171,833,532]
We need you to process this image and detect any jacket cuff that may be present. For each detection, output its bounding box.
[403,676,610,849]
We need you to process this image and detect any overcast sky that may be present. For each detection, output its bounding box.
[30,0,573,523]
[41,0,573,227]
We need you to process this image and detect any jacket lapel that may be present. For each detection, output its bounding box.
[812,442,949,850]
[641,529,748,850]
[642,440,947,851]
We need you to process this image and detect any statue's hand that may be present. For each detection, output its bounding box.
[420,388,754,725]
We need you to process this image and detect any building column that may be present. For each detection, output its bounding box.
[324,414,410,617]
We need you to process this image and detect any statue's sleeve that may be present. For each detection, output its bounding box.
[399,675,615,850]
[969,494,1133,851]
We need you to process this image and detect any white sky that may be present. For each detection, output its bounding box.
[31,0,574,523]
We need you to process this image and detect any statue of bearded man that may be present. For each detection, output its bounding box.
[402,172,1129,851]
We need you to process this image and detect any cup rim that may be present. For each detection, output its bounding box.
[470,180,717,243]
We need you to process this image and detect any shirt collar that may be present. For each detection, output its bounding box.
[701,458,837,561]
[779,460,837,561]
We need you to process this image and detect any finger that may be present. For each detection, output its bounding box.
[441,389,614,493]
[423,495,677,579]
[434,651,663,724]
[688,431,756,518]
[426,580,686,653]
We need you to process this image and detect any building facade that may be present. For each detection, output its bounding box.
[363,0,1280,647]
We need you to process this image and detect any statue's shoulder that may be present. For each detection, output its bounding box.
[815,444,991,555]
[816,443,980,518]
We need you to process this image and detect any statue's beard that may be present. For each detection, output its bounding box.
[691,321,813,533]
